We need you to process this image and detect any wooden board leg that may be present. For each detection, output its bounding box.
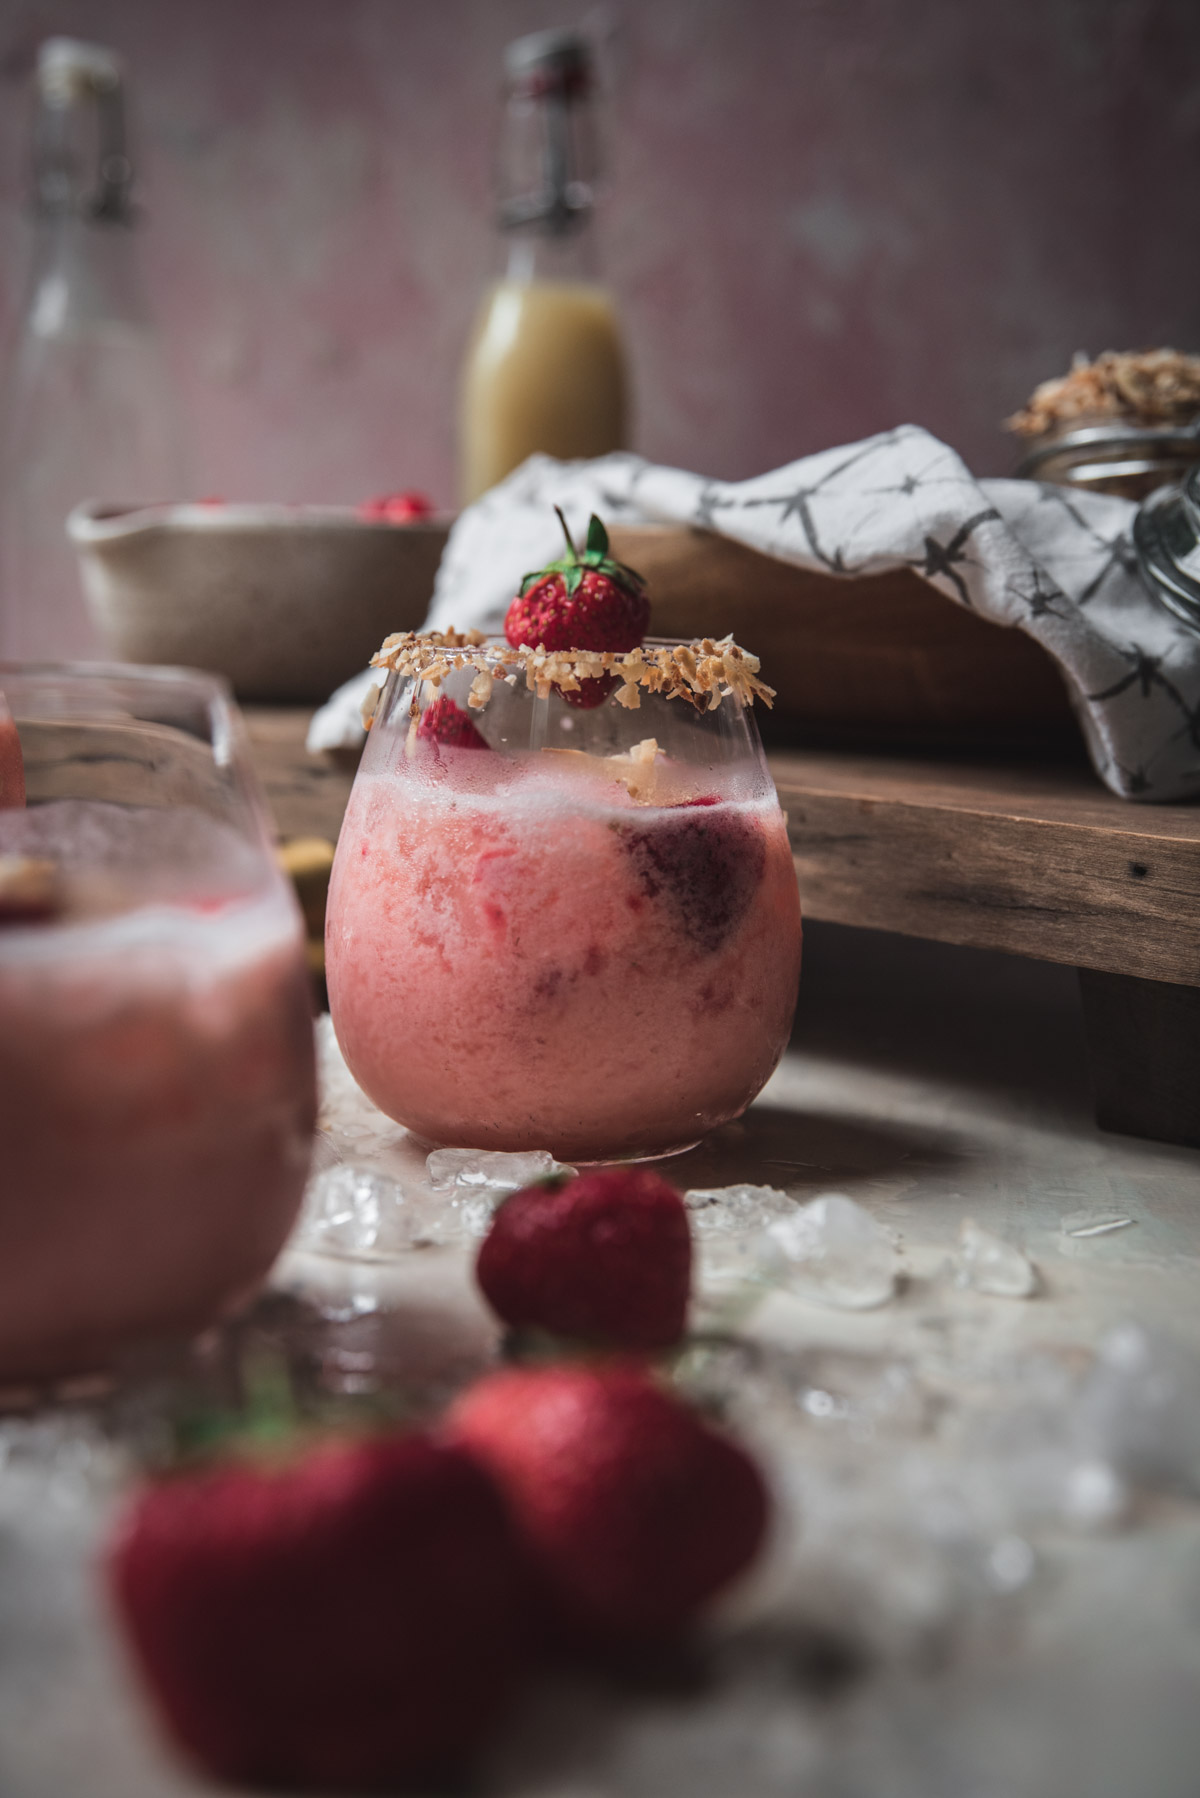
[1078,969,1200,1149]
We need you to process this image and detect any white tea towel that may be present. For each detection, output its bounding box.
[309,426,1198,802]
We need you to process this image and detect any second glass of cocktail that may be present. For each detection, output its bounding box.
[326,634,801,1164]
[0,663,317,1379]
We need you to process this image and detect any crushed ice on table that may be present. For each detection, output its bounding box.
[8,1305,1200,1797]
[953,1218,1038,1298]
[684,1185,797,1320]
[425,1147,572,1194]
[1061,1209,1136,1238]
[685,1182,796,1235]
[296,1021,576,1260]
[1074,1322,1200,1495]
[300,1159,514,1260]
[13,1038,1200,1797]
[301,1165,427,1258]
[684,1187,898,1314]
[767,1193,899,1310]
[667,1324,1200,1704]
[311,1015,412,1167]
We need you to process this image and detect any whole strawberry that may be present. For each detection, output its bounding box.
[416,694,489,750]
[108,1433,529,1790]
[505,510,649,707]
[446,1364,768,1645]
[477,1168,691,1351]
[359,489,434,523]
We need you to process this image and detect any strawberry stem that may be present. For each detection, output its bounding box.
[554,505,579,561]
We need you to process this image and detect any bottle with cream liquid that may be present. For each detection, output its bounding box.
[460,29,628,505]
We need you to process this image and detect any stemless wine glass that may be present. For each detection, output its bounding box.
[326,636,802,1163]
[0,663,316,1380]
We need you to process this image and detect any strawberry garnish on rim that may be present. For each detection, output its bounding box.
[505,509,650,708]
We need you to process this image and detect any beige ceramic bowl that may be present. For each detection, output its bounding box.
[69,501,450,703]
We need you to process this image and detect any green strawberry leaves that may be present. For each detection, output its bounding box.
[518,508,646,599]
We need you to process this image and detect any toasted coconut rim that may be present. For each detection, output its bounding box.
[1006,348,1200,439]
[368,630,776,716]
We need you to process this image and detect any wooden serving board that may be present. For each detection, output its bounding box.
[244,708,1200,1148]
[770,748,1200,987]
[608,525,1076,749]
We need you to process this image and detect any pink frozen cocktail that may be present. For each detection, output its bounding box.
[327,635,801,1162]
[0,667,316,1379]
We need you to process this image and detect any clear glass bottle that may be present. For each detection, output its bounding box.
[0,38,187,662]
[459,29,629,505]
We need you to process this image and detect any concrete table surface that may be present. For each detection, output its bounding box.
[3,922,1200,1797]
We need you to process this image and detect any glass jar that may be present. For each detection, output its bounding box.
[0,663,315,1379]
[1015,417,1200,502]
[1132,463,1200,632]
[325,638,802,1163]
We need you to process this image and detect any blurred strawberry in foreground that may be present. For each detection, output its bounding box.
[446,1364,768,1646]
[108,1433,529,1791]
[359,489,435,523]
[505,509,649,708]
[415,695,490,750]
[477,1167,691,1350]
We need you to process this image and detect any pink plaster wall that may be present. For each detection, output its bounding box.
[1,0,1198,508]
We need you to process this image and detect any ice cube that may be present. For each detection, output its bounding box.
[1061,1210,1136,1238]
[766,1193,898,1310]
[684,1183,795,1234]
[684,1185,795,1321]
[1062,1459,1128,1527]
[309,1131,343,1174]
[299,1163,485,1258]
[1075,1322,1200,1495]
[696,1229,783,1292]
[985,1533,1036,1592]
[425,1147,572,1193]
[299,1165,396,1258]
[954,1219,1038,1298]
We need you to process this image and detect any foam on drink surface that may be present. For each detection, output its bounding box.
[0,800,291,977]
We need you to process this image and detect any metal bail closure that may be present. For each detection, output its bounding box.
[1133,465,1200,634]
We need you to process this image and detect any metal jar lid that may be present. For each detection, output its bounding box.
[1017,418,1200,502]
[1133,465,1200,633]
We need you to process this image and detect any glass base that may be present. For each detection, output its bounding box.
[568,1139,704,1169]
[408,1132,705,1170]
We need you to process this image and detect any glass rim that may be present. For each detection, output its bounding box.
[370,629,775,715]
[0,656,241,751]
[0,658,276,853]
[0,657,234,699]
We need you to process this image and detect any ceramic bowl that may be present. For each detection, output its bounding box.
[69,501,450,703]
